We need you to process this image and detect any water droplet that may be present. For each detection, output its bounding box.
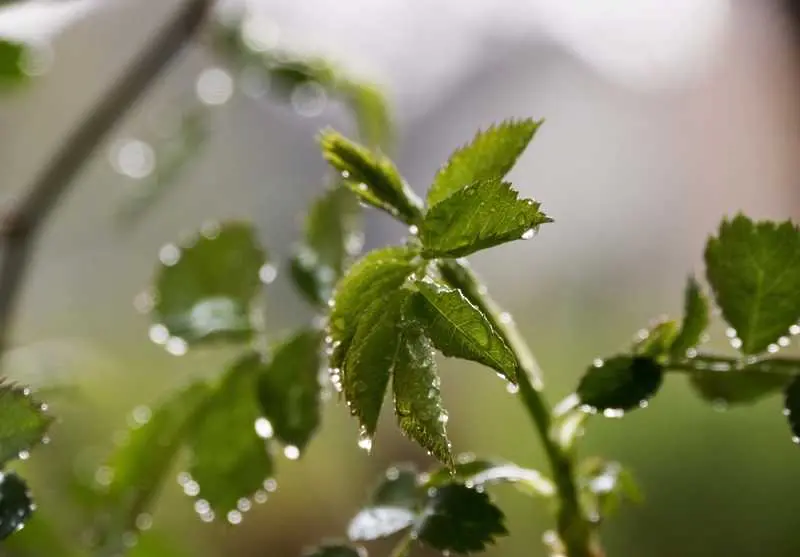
[199,510,215,523]
[438,413,449,424]
[712,400,728,412]
[426,487,438,497]
[183,480,200,497]
[357,435,373,453]
[686,347,698,359]
[177,472,191,486]
[725,327,737,339]
[201,220,221,239]
[94,466,113,487]
[240,13,279,52]
[18,450,30,460]
[237,498,252,512]
[792,436,800,445]
[122,531,138,548]
[291,81,327,117]
[498,312,512,324]
[783,408,791,416]
[196,67,233,106]
[790,324,800,336]
[779,336,791,347]
[148,324,169,345]
[638,400,649,409]
[521,228,535,240]
[263,478,278,492]
[506,383,519,394]
[385,467,400,481]
[22,388,31,397]
[593,358,604,368]
[194,499,210,514]
[132,405,151,426]
[767,343,779,354]
[165,337,188,356]
[133,291,155,314]
[408,224,419,235]
[730,338,743,350]
[254,490,268,504]
[159,244,181,266]
[39,403,48,412]
[227,510,243,525]
[283,445,300,460]
[341,170,350,179]
[135,513,153,531]
[259,263,277,284]
[111,139,155,179]
[603,408,625,418]
[254,417,274,439]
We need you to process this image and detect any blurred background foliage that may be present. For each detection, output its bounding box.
[1,1,800,556]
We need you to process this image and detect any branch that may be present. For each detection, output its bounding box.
[0,0,213,354]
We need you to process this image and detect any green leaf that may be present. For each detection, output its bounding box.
[348,507,415,541]
[784,377,800,441]
[340,81,394,149]
[704,215,800,354]
[304,544,365,557]
[153,222,267,346]
[426,457,555,498]
[392,326,453,468]
[416,484,507,553]
[690,371,790,406]
[0,472,33,540]
[632,321,678,359]
[0,383,52,465]
[106,383,210,526]
[577,356,663,414]
[0,40,26,88]
[420,178,552,259]
[319,130,423,224]
[257,329,323,453]
[408,278,517,383]
[328,246,419,371]
[670,277,710,359]
[187,353,273,512]
[427,119,541,208]
[371,464,421,508]
[290,187,361,307]
[342,292,407,442]
[578,458,641,520]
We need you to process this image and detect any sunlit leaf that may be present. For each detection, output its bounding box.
[0,38,25,87]
[705,215,800,354]
[304,544,365,557]
[343,292,407,441]
[425,458,554,498]
[0,472,33,541]
[690,371,790,406]
[328,246,419,371]
[577,356,663,413]
[106,383,209,527]
[257,329,323,453]
[415,484,507,553]
[319,130,423,224]
[578,458,641,521]
[670,276,710,359]
[348,507,415,541]
[409,278,517,382]
[427,119,541,208]
[153,222,267,346]
[632,321,678,359]
[290,187,361,307]
[187,354,273,512]
[420,178,552,259]
[0,382,52,465]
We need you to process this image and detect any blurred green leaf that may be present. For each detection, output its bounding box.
[670,276,710,359]
[304,544,366,557]
[0,39,26,88]
[0,472,33,541]
[290,187,361,307]
[416,484,507,553]
[632,321,678,359]
[343,292,407,442]
[392,326,453,468]
[341,82,394,149]
[0,383,52,465]
[578,458,641,521]
[427,119,541,208]
[420,178,552,259]
[785,377,800,441]
[188,353,273,512]
[127,531,191,557]
[426,457,554,498]
[1,511,77,557]
[409,278,517,383]
[577,356,663,413]
[106,383,210,528]
[690,371,790,406]
[704,215,800,354]
[348,507,416,541]
[319,130,423,224]
[153,222,267,346]
[257,329,323,453]
[370,464,421,508]
[328,246,418,371]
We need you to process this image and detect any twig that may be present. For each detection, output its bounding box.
[0,0,214,354]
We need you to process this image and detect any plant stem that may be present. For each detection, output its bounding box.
[437,259,594,557]
[0,0,213,356]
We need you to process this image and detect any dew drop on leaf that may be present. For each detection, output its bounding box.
[259,263,278,284]
[148,324,169,345]
[226,510,243,525]
[283,445,300,460]
[254,417,274,439]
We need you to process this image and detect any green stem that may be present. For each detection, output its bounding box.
[437,259,594,557]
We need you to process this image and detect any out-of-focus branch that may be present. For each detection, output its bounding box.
[0,0,214,355]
